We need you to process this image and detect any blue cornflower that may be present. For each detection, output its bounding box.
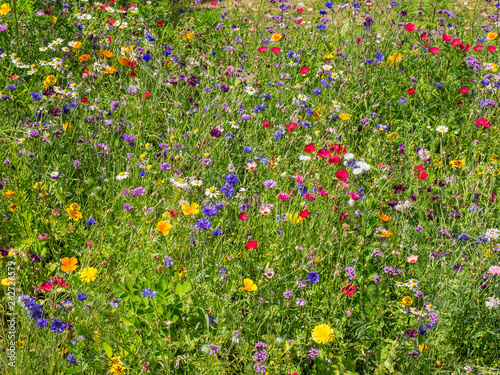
[307,272,320,284]
[197,218,212,230]
[325,1,334,9]
[319,9,328,15]
[109,298,121,308]
[145,33,155,42]
[67,354,77,364]
[212,228,224,236]
[209,315,218,327]
[365,59,374,64]
[435,82,444,88]
[305,108,314,116]
[311,88,322,95]
[220,184,234,199]
[224,173,239,185]
[273,130,285,140]
[36,318,49,328]
[390,1,397,6]
[374,52,385,61]
[143,54,151,62]
[455,231,468,241]
[353,2,360,8]
[141,288,158,298]
[398,97,408,103]
[86,218,96,226]
[28,303,43,319]
[77,293,87,302]
[296,184,308,195]
[163,256,174,267]
[31,92,42,101]
[51,320,67,333]
[316,24,326,30]
[244,146,252,153]
[203,206,218,217]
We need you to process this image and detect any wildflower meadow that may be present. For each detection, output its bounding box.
[1,0,500,373]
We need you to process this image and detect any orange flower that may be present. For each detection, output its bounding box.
[78,54,92,65]
[61,257,78,272]
[240,279,258,292]
[100,49,114,59]
[380,229,392,238]
[407,255,418,263]
[118,56,130,66]
[157,221,171,236]
[105,67,117,74]
[381,213,390,222]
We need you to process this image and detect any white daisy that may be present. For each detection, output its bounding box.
[245,86,256,95]
[191,179,203,187]
[116,172,129,180]
[205,187,219,198]
[435,125,448,133]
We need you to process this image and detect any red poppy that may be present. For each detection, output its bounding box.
[238,213,249,221]
[258,46,268,53]
[41,282,53,292]
[451,38,461,47]
[459,43,471,53]
[457,101,463,106]
[295,20,303,24]
[272,47,281,54]
[51,277,68,288]
[474,45,484,51]
[340,212,349,222]
[336,169,348,181]
[130,70,137,78]
[442,34,453,42]
[460,88,469,94]
[491,193,497,202]
[128,61,137,68]
[286,122,297,131]
[304,144,316,153]
[329,144,346,155]
[297,8,304,13]
[157,22,164,27]
[245,240,258,250]
[141,92,151,102]
[328,155,340,164]
[316,149,331,159]
[488,46,496,52]
[407,88,415,95]
[263,120,271,128]
[211,0,218,5]
[80,97,88,103]
[417,172,428,180]
[413,165,424,172]
[420,33,429,40]
[404,23,415,32]
[342,284,356,296]
[429,47,439,54]
[299,66,310,74]
[299,209,310,218]
[475,117,491,128]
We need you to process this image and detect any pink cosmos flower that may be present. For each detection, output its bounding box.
[278,192,290,201]
[489,266,500,275]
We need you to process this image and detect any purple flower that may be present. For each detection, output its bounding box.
[127,86,138,95]
[308,348,320,360]
[283,290,293,298]
[123,203,134,212]
[262,179,277,189]
[345,266,356,280]
[307,271,319,284]
[197,218,212,230]
[428,312,439,324]
[141,288,157,298]
[241,114,251,121]
[295,298,307,306]
[373,275,381,283]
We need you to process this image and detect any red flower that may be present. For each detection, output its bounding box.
[299,209,310,218]
[420,33,429,40]
[238,213,249,221]
[80,97,88,103]
[211,0,218,5]
[342,284,356,296]
[429,47,439,55]
[488,46,496,52]
[407,88,415,95]
[299,66,310,74]
[263,120,271,128]
[295,20,303,24]
[457,101,463,106]
[304,144,316,153]
[417,172,428,180]
[443,34,453,42]
[491,193,497,202]
[297,8,304,13]
[404,23,415,32]
[245,240,258,250]
[128,61,137,68]
[329,144,346,155]
[460,88,469,94]
[51,277,68,288]
[157,22,164,27]
[130,70,137,78]
[459,43,471,53]
[336,169,349,181]
[316,149,331,159]
[413,165,424,172]
[474,45,484,51]
[41,283,53,292]
[286,122,297,131]
[451,38,461,47]
[272,47,280,54]
[475,117,491,128]
[328,155,340,164]
[258,46,268,53]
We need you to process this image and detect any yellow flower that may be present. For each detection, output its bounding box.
[182,30,194,41]
[286,212,304,225]
[62,122,73,131]
[401,296,413,306]
[177,267,187,277]
[109,357,126,375]
[105,67,117,74]
[68,210,82,221]
[182,202,200,215]
[311,324,335,344]
[489,155,499,164]
[157,220,172,236]
[80,267,98,283]
[388,53,403,66]
[8,204,16,212]
[240,278,258,292]
[271,33,282,41]
[487,32,498,40]
[43,75,57,88]
[449,159,465,169]
[386,132,399,139]
[67,203,81,211]
[433,159,443,168]
[1,278,13,286]
[323,53,334,60]
[418,343,429,352]
[0,3,11,15]
[61,257,78,272]
[380,229,392,238]
[339,113,350,121]
[49,16,57,24]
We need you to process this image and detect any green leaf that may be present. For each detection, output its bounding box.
[102,342,113,359]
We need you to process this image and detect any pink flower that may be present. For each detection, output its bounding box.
[348,191,360,201]
[304,192,316,201]
[429,47,439,55]
[407,255,419,263]
[318,190,329,196]
[278,192,290,201]
[489,265,500,275]
[295,175,305,183]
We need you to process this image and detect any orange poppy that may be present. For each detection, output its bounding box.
[78,54,92,65]
[61,257,78,272]
[381,213,390,222]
